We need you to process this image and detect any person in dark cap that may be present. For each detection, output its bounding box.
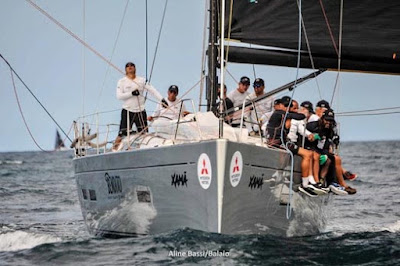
[212,84,234,124]
[306,109,357,195]
[266,98,327,197]
[260,97,285,135]
[113,62,163,151]
[148,85,190,121]
[247,78,274,134]
[315,99,330,118]
[227,76,251,127]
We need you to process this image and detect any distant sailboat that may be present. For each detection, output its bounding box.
[54,130,66,151]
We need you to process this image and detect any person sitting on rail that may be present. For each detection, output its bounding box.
[287,101,331,192]
[266,97,327,197]
[306,109,357,195]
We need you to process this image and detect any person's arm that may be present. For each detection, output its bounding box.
[287,112,305,120]
[116,80,132,100]
[149,102,162,121]
[287,119,299,142]
[298,120,313,137]
[144,83,163,102]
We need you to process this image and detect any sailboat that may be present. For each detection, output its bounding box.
[72,0,400,237]
[54,129,67,151]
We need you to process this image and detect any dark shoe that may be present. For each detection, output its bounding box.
[307,184,328,195]
[316,182,330,193]
[343,171,358,181]
[299,186,318,197]
[345,186,357,194]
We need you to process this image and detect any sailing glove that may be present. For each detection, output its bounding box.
[161,98,168,108]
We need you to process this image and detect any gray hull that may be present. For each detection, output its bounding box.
[74,139,329,237]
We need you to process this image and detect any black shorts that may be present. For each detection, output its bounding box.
[286,142,300,155]
[118,109,148,136]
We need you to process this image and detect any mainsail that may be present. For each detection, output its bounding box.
[225,0,400,74]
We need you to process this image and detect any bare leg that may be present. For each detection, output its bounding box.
[298,148,312,177]
[312,151,320,182]
[320,158,331,180]
[334,155,348,187]
[112,136,122,151]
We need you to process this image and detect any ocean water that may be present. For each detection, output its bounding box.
[0,141,399,265]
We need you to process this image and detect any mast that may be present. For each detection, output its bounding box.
[206,0,218,112]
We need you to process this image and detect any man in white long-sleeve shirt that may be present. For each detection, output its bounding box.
[148,85,189,121]
[113,62,163,151]
[247,78,274,134]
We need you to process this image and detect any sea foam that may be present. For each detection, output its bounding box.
[0,231,61,252]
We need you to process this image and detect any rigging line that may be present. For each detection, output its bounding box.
[0,54,73,143]
[298,1,322,99]
[330,0,343,106]
[94,0,130,113]
[337,111,400,117]
[145,0,148,81]
[148,0,168,83]
[144,0,168,104]
[82,0,86,125]
[225,68,238,84]
[318,0,339,56]
[283,0,303,220]
[222,0,234,71]
[198,0,208,111]
[9,68,48,152]
[250,44,257,80]
[177,78,203,101]
[337,106,400,115]
[25,0,124,75]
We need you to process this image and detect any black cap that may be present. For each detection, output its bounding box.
[240,76,250,85]
[274,98,283,105]
[316,100,330,109]
[281,96,293,107]
[322,109,335,121]
[125,62,135,68]
[253,78,264,87]
[217,83,227,90]
[300,101,315,113]
[168,85,179,94]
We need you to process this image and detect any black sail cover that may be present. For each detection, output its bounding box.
[226,0,400,74]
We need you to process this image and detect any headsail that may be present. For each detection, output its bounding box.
[225,0,400,74]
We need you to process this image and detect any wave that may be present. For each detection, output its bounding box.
[0,231,61,252]
[384,220,400,233]
[0,160,23,165]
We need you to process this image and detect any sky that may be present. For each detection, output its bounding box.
[1,0,399,152]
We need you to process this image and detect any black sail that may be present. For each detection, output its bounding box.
[225,0,400,74]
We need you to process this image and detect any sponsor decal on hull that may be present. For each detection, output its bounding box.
[230,151,243,187]
[197,153,212,189]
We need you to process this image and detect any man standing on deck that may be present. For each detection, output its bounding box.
[112,62,163,151]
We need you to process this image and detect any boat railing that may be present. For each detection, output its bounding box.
[173,98,203,143]
[238,98,265,146]
[71,98,205,157]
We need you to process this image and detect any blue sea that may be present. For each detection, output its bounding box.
[0,141,399,265]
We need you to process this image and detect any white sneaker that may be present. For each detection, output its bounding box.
[329,182,348,195]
